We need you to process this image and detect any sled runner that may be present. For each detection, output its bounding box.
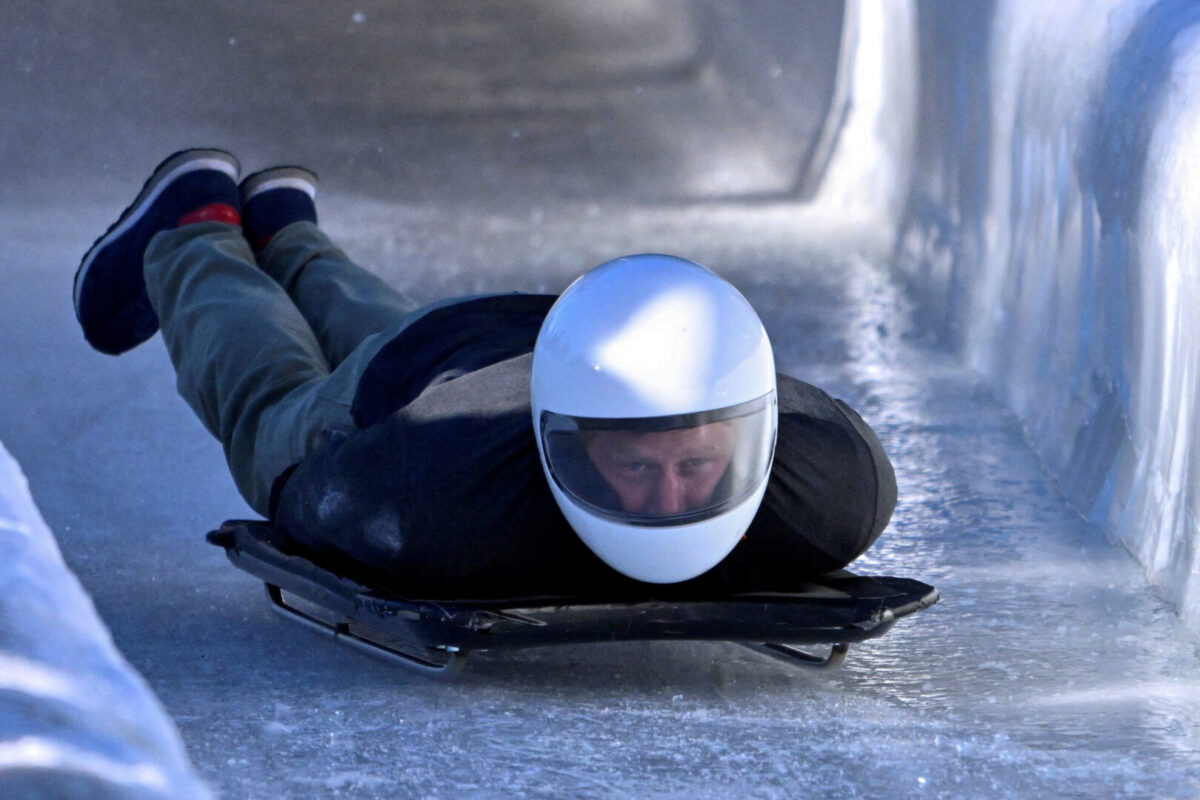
[208,520,939,675]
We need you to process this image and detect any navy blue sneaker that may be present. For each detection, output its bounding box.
[74,148,241,355]
[239,166,318,252]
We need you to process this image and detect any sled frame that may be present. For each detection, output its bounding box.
[208,520,938,677]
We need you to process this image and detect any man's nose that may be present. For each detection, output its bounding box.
[654,470,688,515]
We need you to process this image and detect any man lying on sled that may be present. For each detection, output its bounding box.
[73,148,896,601]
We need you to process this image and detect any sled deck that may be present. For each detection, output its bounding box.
[207,520,939,675]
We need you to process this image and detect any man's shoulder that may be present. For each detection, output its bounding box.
[775,372,836,411]
[352,294,555,427]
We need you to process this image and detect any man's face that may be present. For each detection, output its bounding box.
[584,423,735,516]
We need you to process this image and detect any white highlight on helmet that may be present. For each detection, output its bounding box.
[593,283,721,413]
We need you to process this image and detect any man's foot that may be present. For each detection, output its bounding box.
[74,148,241,355]
[239,166,318,252]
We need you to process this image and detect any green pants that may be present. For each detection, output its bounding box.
[143,221,418,515]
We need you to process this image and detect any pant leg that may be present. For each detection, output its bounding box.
[143,223,365,515]
[255,221,419,369]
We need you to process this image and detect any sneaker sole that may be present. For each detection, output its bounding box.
[73,148,240,320]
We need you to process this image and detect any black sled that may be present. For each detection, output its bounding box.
[208,520,939,676]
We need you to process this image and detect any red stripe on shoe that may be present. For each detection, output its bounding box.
[179,203,241,227]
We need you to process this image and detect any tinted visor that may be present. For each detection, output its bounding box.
[540,392,777,526]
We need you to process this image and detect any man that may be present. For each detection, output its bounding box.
[75,149,896,599]
[584,423,737,517]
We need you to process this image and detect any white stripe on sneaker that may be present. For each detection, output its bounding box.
[89,156,239,255]
[244,176,317,200]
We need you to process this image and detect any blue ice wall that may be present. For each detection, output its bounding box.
[0,441,213,798]
[878,0,1200,632]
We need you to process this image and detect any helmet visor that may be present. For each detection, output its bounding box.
[540,392,777,527]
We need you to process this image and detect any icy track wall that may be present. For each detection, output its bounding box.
[882,0,1200,632]
[0,441,212,799]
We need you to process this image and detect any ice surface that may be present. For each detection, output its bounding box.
[1,1,1199,798]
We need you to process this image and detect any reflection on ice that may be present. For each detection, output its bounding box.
[1033,680,1200,709]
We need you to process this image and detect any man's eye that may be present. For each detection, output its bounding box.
[622,461,651,473]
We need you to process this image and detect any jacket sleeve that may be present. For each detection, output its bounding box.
[698,374,896,589]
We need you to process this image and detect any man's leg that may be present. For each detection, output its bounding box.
[143,223,364,516]
[257,222,418,370]
[74,150,374,517]
[240,167,419,370]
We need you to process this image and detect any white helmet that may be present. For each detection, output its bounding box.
[531,254,778,583]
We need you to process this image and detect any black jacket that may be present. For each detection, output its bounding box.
[272,295,896,599]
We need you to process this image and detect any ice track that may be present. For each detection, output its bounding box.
[1,2,1199,797]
